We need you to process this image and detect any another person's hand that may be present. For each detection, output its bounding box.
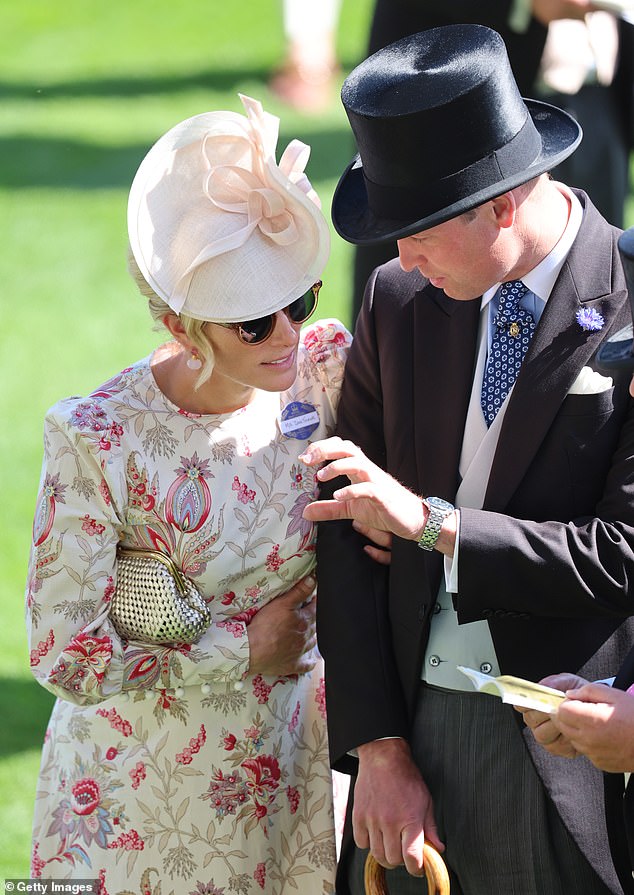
[300,438,426,540]
[555,683,634,773]
[516,673,587,758]
[532,0,594,25]
[246,575,317,676]
[353,738,443,876]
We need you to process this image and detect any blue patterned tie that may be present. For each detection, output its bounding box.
[481,280,535,426]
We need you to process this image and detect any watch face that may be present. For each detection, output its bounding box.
[426,496,454,512]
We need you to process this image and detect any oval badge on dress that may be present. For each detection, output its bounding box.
[279,401,320,440]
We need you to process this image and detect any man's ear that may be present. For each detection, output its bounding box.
[490,191,516,230]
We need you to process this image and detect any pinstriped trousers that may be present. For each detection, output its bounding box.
[346,684,616,895]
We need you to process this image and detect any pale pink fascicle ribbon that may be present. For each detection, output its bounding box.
[171,94,318,314]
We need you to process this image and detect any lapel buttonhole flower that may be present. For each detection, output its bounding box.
[576,307,605,332]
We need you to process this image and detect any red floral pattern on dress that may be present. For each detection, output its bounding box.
[31,842,46,878]
[265,544,284,572]
[315,677,327,720]
[176,725,207,765]
[288,700,300,733]
[254,862,266,889]
[130,762,147,790]
[96,707,133,736]
[80,514,106,536]
[30,629,54,667]
[232,475,256,504]
[107,829,145,851]
[166,453,213,533]
[286,785,300,814]
[49,633,113,695]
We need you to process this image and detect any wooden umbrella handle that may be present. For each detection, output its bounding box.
[364,843,450,895]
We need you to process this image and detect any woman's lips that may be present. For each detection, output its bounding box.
[263,348,296,370]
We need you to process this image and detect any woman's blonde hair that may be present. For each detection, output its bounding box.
[127,247,215,388]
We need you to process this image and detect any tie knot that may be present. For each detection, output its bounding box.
[496,280,528,325]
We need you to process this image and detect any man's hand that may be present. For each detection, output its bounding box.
[246,575,317,676]
[516,673,587,758]
[556,683,634,773]
[301,437,427,538]
[353,738,443,876]
[353,521,392,565]
[301,438,457,555]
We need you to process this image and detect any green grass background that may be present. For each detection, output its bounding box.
[1,1,632,880]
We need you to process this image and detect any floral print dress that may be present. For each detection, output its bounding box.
[26,320,351,895]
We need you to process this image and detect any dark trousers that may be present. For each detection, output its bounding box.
[345,684,619,895]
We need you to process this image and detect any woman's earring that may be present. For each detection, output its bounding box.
[186,350,203,371]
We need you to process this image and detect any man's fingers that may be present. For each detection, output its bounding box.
[363,545,392,565]
[563,682,614,704]
[352,814,370,850]
[400,825,426,876]
[299,436,360,465]
[353,521,393,548]
[517,707,551,727]
[303,498,351,522]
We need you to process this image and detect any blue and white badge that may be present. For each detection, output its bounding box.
[279,401,320,440]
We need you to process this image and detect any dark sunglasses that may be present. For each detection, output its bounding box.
[212,281,321,345]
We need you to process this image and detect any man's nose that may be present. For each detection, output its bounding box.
[397,237,422,272]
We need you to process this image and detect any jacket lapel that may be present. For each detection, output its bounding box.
[413,286,481,499]
[484,201,627,511]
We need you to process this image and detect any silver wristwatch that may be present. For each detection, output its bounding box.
[417,496,454,551]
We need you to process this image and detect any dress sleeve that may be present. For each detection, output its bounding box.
[26,399,250,708]
[300,318,352,421]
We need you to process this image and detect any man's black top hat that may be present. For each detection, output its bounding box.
[597,228,634,371]
[332,23,582,245]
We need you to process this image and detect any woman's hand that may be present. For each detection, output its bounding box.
[246,575,317,676]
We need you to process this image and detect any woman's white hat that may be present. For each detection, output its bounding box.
[127,94,330,322]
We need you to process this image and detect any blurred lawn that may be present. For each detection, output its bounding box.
[0,0,373,879]
[1,1,633,882]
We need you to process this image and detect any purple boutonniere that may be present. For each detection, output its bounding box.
[576,307,605,333]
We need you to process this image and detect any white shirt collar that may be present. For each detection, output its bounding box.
[481,183,583,310]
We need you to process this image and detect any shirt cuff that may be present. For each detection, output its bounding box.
[444,509,461,594]
[348,736,404,759]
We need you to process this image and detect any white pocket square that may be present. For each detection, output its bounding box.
[568,366,613,395]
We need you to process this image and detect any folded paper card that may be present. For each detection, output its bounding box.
[457,665,566,713]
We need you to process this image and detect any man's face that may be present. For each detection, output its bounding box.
[630,373,634,398]
[397,204,509,301]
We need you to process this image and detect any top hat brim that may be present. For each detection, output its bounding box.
[332,99,582,246]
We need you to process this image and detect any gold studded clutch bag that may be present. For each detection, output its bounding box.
[110,547,211,644]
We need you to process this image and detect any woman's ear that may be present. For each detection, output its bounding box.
[162,313,192,349]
